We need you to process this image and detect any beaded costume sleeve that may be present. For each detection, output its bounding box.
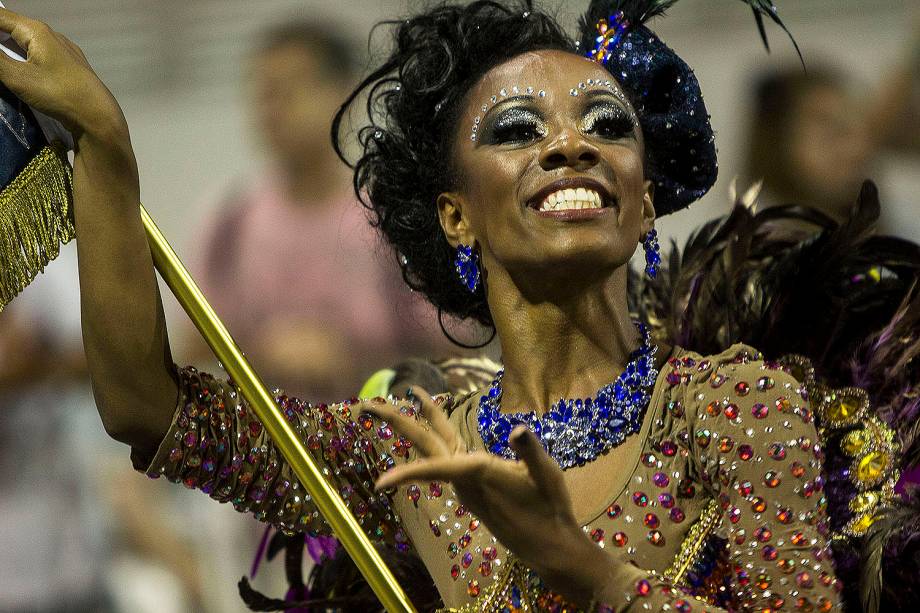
[132,365,416,548]
[677,347,842,611]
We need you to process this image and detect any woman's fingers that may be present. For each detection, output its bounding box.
[0,8,45,55]
[360,400,445,458]
[509,426,566,501]
[375,454,484,491]
[409,386,460,451]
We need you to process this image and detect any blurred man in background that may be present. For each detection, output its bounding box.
[742,24,919,238]
[185,21,456,402]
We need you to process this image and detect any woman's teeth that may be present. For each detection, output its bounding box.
[538,188,604,212]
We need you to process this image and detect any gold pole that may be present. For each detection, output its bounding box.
[139,204,417,613]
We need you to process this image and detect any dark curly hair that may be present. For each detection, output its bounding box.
[332,1,579,333]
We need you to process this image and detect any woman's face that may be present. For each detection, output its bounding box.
[438,50,654,291]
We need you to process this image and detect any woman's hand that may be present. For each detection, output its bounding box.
[0,8,127,142]
[365,388,602,589]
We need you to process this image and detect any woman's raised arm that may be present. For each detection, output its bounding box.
[0,8,179,454]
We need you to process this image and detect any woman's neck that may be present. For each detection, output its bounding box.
[488,265,641,414]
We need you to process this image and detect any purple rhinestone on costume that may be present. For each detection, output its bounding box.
[477,323,658,469]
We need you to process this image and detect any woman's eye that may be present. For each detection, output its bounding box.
[584,105,636,140]
[487,109,547,144]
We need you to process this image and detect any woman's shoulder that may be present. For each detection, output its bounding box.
[664,343,809,420]
[670,342,797,382]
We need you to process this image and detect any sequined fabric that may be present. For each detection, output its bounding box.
[136,344,842,611]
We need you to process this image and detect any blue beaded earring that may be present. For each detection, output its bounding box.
[643,229,661,279]
[454,244,480,292]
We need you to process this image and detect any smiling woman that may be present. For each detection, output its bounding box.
[1,0,919,611]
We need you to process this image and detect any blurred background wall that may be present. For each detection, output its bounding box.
[1,1,917,612]
[15,0,919,273]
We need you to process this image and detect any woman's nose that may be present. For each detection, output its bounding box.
[538,129,601,172]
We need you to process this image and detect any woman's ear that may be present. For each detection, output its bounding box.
[641,180,656,234]
[437,192,471,247]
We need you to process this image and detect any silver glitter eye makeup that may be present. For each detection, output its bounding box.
[487,107,547,144]
[569,77,639,125]
[583,102,636,138]
[469,85,542,141]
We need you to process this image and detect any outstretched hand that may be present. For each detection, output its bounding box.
[363,387,587,575]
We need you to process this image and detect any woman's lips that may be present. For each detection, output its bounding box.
[532,206,614,221]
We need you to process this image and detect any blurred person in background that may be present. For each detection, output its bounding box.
[742,23,920,238]
[0,245,207,613]
[0,246,114,613]
[184,21,463,402]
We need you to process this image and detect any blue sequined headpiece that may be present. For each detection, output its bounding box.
[577,0,798,216]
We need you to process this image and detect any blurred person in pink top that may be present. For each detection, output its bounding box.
[187,21,462,402]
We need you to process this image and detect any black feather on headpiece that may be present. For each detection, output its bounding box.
[576,1,800,216]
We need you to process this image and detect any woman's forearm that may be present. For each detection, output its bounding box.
[73,115,178,454]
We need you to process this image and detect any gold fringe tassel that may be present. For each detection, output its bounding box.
[0,143,74,311]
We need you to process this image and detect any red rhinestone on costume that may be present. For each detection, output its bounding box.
[635,579,651,596]
[724,403,740,420]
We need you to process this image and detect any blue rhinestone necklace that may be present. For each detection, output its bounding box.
[477,323,658,470]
